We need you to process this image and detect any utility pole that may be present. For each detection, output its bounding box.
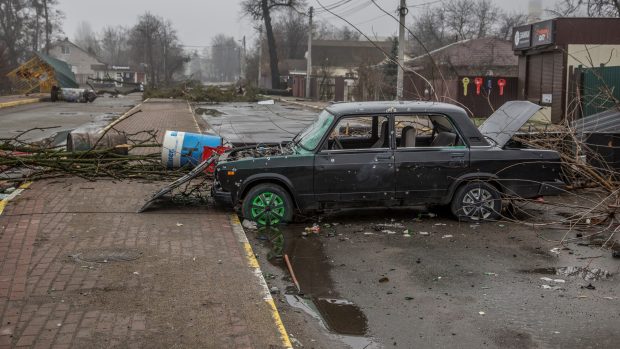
[241,36,247,80]
[257,26,263,87]
[305,6,313,99]
[396,0,407,100]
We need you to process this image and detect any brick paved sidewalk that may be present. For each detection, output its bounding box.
[0,100,290,348]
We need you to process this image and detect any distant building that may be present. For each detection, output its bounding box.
[513,17,620,122]
[404,37,518,117]
[47,38,147,87]
[47,38,105,85]
[92,65,147,86]
[261,39,392,100]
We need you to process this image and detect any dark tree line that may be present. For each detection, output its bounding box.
[73,13,188,87]
[0,0,63,92]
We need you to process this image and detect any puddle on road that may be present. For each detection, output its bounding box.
[520,266,612,281]
[286,295,379,349]
[254,225,375,347]
[195,107,224,116]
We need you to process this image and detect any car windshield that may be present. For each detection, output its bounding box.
[293,110,335,154]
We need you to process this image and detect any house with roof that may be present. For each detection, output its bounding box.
[404,37,518,117]
[260,39,392,100]
[47,38,106,85]
[47,38,147,88]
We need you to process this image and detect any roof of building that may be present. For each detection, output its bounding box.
[34,52,79,88]
[407,37,517,68]
[312,39,392,68]
[573,108,620,134]
[48,38,105,65]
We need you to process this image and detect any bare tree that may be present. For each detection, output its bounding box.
[549,0,620,17]
[100,26,129,65]
[129,13,162,86]
[410,8,453,52]
[444,0,500,41]
[74,21,100,56]
[210,34,240,82]
[241,0,305,89]
[272,8,307,60]
[315,21,361,40]
[41,0,62,54]
[495,11,529,40]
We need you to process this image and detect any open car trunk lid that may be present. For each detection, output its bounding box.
[478,101,542,148]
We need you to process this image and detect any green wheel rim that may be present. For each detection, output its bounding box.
[250,191,286,226]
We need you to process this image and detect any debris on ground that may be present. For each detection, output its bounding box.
[305,224,321,234]
[242,219,258,230]
[442,234,453,239]
[582,283,597,290]
[378,277,389,283]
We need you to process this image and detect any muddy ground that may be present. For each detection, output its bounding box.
[245,195,620,349]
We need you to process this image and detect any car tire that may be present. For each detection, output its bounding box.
[242,183,294,226]
[451,181,502,222]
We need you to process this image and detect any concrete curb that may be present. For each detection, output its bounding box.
[229,214,293,349]
[0,182,32,216]
[0,98,42,110]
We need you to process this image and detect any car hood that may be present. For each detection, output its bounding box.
[478,101,542,148]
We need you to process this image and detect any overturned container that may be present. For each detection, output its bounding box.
[161,130,223,168]
[67,125,128,155]
[54,88,97,103]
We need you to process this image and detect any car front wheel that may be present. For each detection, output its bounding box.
[451,181,502,221]
[242,183,293,226]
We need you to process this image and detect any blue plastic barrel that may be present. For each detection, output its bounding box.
[161,130,222,168]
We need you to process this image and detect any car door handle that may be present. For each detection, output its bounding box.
[450,153,465,158]
[375,154,392,160]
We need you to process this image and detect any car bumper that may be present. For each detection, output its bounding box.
[211,181,233,206]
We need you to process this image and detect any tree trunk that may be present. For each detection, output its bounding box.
[33,2,41,51]
[261,0,280,89]
[43,0,50,54]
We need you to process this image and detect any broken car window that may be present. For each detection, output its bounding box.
[294,110,335,154]
[325,116,389,150]
[396,114,462,148]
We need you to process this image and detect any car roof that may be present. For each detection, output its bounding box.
[325,100,490,147]
[325,100,466,116]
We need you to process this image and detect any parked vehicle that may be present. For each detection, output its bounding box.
[212,101,565,225]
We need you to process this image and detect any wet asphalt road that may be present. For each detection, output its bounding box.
[202,100,620,348]
[0,94,141,142]
[248,206,620,349]
[197,102,318,145]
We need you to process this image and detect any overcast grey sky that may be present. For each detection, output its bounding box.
[58,0,554,49]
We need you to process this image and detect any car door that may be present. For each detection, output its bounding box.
[394,114,470,203]
[314,115,395,203]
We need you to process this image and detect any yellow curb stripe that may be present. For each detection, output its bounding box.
[187,101,203,134]
[230,214,293,349]
[0,98,41,109]
[0,181,32,216]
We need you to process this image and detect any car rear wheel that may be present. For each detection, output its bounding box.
[451,181,502,221]
[242,184,293,226]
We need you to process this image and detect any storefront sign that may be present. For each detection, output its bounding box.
[513,25,531,50]
[532,20,554,47]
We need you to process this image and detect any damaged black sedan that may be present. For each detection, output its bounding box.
[213,101,564,225]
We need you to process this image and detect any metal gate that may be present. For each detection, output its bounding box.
[582,66,620,117]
